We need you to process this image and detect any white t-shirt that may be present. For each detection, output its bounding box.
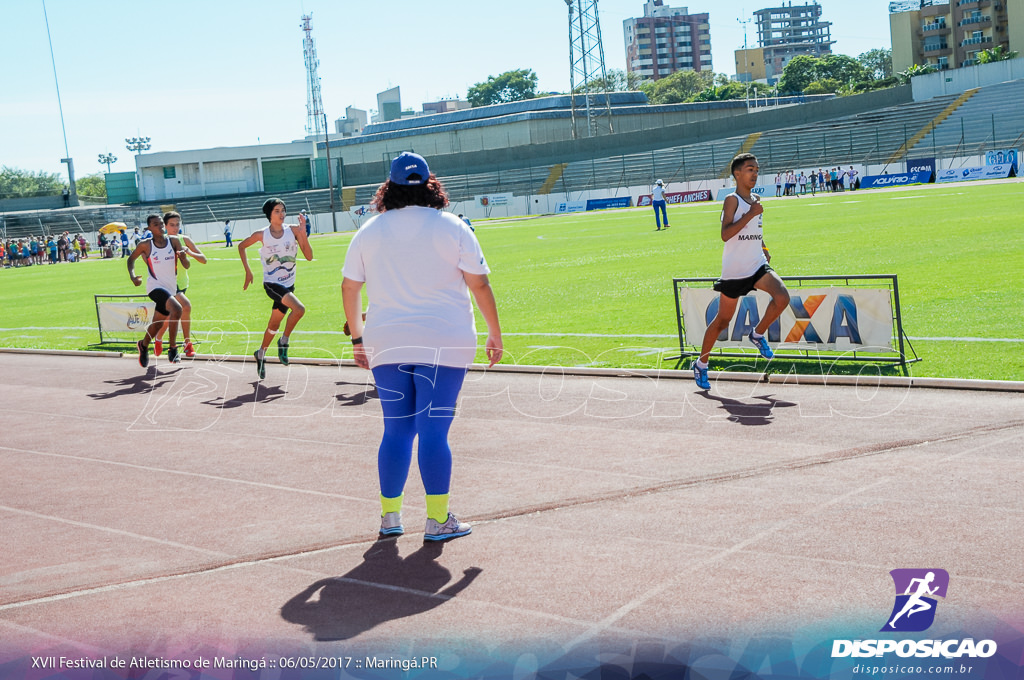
[720,193,767,280]
[652,185,666,201]
[260,226,298,287]
[342,206,491,369]
[145,237,177,295]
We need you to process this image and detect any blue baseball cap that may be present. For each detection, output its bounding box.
[389,152,430,185]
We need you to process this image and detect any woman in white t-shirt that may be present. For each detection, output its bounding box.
[342,152,503,543]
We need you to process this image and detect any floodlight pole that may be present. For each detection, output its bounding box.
[323,113,337,233]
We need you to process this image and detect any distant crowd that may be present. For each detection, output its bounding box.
[1,232,94,267]
[774,167,861,197]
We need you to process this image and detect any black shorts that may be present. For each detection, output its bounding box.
[713,264,773,299]
[148,288,174,316]
[264,282,295,314]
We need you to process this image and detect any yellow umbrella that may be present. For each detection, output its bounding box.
[99,222,127,235]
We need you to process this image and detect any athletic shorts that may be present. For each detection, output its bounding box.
[148,288,174,316]
[713,264,773,300]
[263,282,295,314]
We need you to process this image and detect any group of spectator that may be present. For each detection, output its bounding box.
[1,232,92,268]
[775,166,861,196]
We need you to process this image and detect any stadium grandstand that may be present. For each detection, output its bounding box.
[3,65,1022,243]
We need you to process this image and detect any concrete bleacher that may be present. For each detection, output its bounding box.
[910,78,1024,158]
[5,82,1020,240]
[747,93,962,172]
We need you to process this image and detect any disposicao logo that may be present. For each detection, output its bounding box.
[831,569,998,659]
[882,568,948,632]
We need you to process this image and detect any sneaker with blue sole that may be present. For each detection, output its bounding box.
[748,331,774,359]
[692,362,710,390]
[424,513,472,542]
[379,511,404,537]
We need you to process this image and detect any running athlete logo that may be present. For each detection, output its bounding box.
[881,569,949,632]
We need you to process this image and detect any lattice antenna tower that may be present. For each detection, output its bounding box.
[301,13,325,138]
[565,0,613,138]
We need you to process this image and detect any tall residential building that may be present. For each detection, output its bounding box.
[623,1,712,81]
[735,2,834,84]
[890,0,1024,73]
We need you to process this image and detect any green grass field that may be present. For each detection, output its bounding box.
[2,181,1022,380]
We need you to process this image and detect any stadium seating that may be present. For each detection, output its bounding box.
[910,78,1024,159]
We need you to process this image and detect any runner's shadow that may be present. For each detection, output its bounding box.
[335,381,378,407]
[87,367,185,400]
[280,540,481,641]
[202,381,286,409]
[696,392,797,426]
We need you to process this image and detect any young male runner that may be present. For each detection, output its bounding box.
[693,153,791,390]
[152,211,207,358]
[238,198,314,379]
[126,214,199,367]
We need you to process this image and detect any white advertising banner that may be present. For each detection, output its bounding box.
[477,193,512,207]
[555,200,588,214]
[680,288,893,351]
[98,300,156,339]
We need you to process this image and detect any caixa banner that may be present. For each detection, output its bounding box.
[860,172,931,189]
[678,288,894,351]
[637,189,712,207]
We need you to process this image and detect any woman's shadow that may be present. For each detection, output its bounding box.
[281,540,481,641]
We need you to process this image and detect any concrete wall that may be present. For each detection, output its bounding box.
[911,59,1024,100]
[338,87,914,186]
[0,196,65,212]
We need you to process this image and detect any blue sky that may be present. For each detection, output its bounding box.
[1,0,893,181]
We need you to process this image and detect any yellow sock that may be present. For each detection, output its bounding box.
[380,494,403,516]
[425,494,450,523]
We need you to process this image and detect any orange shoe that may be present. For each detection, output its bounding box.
[154,339,163,357]
[184,341,195,358]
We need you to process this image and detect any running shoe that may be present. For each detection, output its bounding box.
[379,512,404,537]
[253,350,266,380]
[277,339,289,366]
[692,362,710,390]
[184,341,195,358]
[167,346,180,364]
[154,339,163,357]
[424,513,472,543]
[748,331,774,359]
[137,340,149,368]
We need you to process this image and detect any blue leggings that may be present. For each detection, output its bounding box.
[653,199,668,228]
[371,363,468,498]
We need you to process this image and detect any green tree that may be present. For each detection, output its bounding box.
[0,166,64,198]
[858,48,893,79]
[896,63,936,84]
[818,54,870,86]
[467,69,539,107]
[778,55,820,94]
[76,173,107,199]
[977,45,1019,63]
[641,69,714,104]
[573,69,644,93]
[803,78,842,95]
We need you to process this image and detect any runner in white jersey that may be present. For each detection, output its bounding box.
[127,214,198,367]
[238,198,314,379]
[151,211,207,359]
[691,153,791,391]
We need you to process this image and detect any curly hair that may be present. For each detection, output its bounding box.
[371,175,449,212]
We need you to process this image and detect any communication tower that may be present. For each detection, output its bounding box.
[301,14,325,138]
[565,0,613,138]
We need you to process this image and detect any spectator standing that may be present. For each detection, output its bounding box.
[224,220,233,247]
[798,172,807,196]
[342,152,503,542]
